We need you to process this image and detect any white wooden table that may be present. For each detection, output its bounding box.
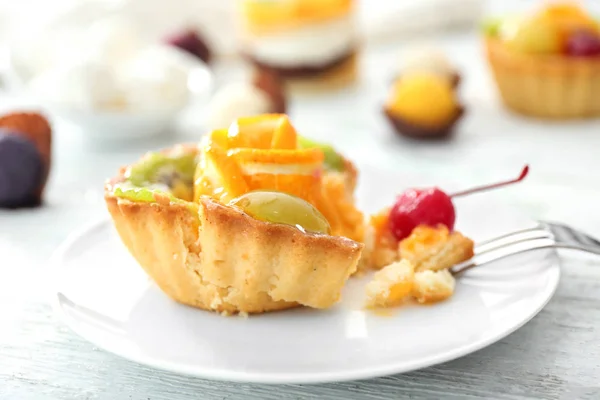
[2,30,600,400]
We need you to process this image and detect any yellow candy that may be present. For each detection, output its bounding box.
[385,73,459,127]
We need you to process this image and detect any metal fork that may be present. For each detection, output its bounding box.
[451,221,600,276]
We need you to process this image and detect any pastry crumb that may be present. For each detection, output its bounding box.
[412,269,455,304]
[365,260,415,308]
[400,225,474,272]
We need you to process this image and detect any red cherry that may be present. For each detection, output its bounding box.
[388,165,530,241]
[389,188,455,241]
[565,30,600,57]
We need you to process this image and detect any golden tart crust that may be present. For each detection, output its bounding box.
[105,158,363,314]
[486,38,600,119]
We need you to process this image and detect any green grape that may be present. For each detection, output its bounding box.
[482,17,503,37]
[297,136,345,172]
[229,190,331,234]
[126,151,197,187]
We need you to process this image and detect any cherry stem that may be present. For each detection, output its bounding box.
[450,165,530,198]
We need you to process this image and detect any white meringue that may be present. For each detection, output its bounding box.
[29,59,123,112]
[205,82,273,131]
[119,45,193,112]
[399,47,456,80]
[82,15,145,66]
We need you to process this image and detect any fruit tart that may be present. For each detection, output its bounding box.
[105,114,364,314]
[484,2,600,119]
[234,0,358,91]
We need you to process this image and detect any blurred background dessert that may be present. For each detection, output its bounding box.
[4,4,213,143]
[0,112,51,208]
[384,47,464,139]
[233,0,359,91]
[484,2,600,119]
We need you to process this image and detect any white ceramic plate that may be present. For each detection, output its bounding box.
[50,168,560,384]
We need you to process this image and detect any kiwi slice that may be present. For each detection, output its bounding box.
[297,136,345,172]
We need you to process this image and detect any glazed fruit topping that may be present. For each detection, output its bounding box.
[126,151,197,188]
[115,149,197,202]
[229,190,331,234]
[565,30,600,56]
[388,165,529,241]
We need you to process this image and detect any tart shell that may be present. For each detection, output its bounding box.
[486,38,600,119]
[105,166,363,314]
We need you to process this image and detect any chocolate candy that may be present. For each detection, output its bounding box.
[0,132,43,208]
[252,68,287,114]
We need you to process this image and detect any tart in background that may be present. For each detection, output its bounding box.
[484,2,600,119]
[234,0,358,91]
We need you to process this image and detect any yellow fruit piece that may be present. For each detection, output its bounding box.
[228,114,297,150]
[385,73,459,127]
[503,15,564,54]
[271,116,298,149]
[538,2,599,35]
[197,145,249,203]
[207,129,230,149]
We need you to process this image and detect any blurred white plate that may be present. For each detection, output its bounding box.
[51,167,560,384]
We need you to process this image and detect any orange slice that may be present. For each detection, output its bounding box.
[229,147,323,166]
[227,114,284,149]
[270,116,297,149]
[207,129,230,149]
[229,148,324,202]
[195,145,249,203]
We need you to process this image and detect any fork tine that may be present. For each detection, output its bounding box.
[453,236,600,277]
[452,238,556,276]
[476,226,548,247]
[476,228,552,253]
